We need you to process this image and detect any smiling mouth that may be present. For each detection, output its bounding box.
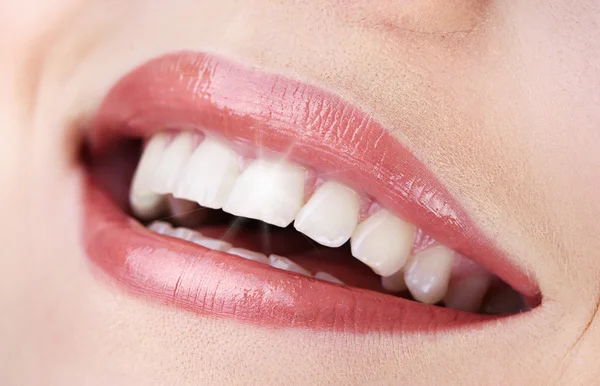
[83,51,540,333]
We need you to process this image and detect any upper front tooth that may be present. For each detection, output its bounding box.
[130,134,169,219]
[223,159,305,227]
[350,209,415,276]
[173,137,239,209]
[151,132,195,195]
[294,181,359,247]
[404,245,454,304]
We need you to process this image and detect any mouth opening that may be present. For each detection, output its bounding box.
[82,52,541,332]
[86,131,531,317]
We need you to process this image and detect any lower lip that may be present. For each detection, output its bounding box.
[84,178,494,333]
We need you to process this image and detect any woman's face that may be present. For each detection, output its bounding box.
[2,1,600,384]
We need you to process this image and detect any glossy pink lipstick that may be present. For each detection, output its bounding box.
[85,51,539,332]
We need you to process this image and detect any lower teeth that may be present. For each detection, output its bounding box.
[147,220,344,283]
[145,219,527,315]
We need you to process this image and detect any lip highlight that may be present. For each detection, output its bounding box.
[85,51,539,332]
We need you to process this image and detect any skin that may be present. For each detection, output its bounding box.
[1,0,599,384]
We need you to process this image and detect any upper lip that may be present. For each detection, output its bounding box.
[85,51,540,332]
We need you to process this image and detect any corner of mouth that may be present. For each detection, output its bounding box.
[82,50,541,333]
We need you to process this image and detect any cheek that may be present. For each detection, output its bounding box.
[467,1,600,296]
[506,1,600,245]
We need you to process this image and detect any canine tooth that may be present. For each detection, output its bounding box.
[268,254,311,276]
[223,159,305,227]
[443,275,492,312]
[381,269,407,292]
[151,132,195,195]
[173,137,239,209]
[172,227,201,241]
[130,134,169,219]
[314,271,344,284]
[294,181,359,247]
[148,220,173,235]
[350,210,415,276]
[404,246,454,304]
[191,237,232,251]
[227,248,269,264]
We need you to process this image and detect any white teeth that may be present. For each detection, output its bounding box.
[294,181,359,247]
[173,137,239,209]
[130,134,169,219]
[443,275,492,312]
[151,132,195,194]
[147,220,173,235]
[350,210,415,276]
[314,271,344,284]
[223,159,305,227]
[227,248,269,264]
[171,227,201,241]
[381,269,407,292]
[268,254,311,276]
[153,222,233,252]
[150,222,204,243]
[139,132,492,309]
[404,246,454,304]
[192,237,232,251]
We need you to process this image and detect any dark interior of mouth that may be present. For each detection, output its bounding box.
[85,137,531,316]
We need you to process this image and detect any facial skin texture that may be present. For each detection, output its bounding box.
[1,0,600,384]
